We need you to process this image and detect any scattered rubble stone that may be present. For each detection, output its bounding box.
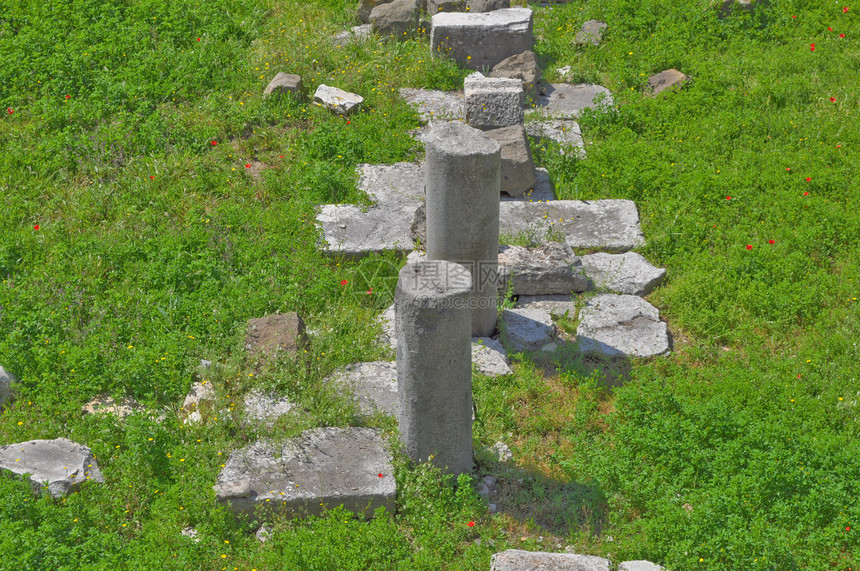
[0,438,105,497]
[491,550,611,571]
[82,394,146,418]
[357,0,393,23]
[498,242,590,295]
[245,312,306,361]
[619,561,665,571]
[263,73,303,98]
[501,307,557,352]
[243,390,296,425]
[400,88,464,122]
[324,361,398,417]
[490,50,544,96]
[313,84,364,116]
[467,0,510,11]
[333,24,374,45]
[472,337,513,376]
[574,20,607,46]
[525,120,586,158]
[0,366,17,408]
[576,294,670,358]
[648,69,690,95]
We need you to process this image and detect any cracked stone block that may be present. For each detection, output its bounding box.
[499,199,645,252]
[576,294,670,358]
[501,308,557,352]
[579,252,666,295]
[491,549,611,571]
[0,438,105,497]
[574,19,607,46]
[472,337,513,376]
[313,85,364,116]
[431,8,534,70]
[531,83,614,119]
[498,242,590,295]
[214,427,396,519]
[465,73,524,130]
[324,361,398,417]
[525,120,585,158]
[484,125,536,196]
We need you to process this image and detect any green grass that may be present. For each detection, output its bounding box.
[1,0,858,569]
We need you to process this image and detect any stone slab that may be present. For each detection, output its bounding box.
[464,73,524,130]
[472,337,513,376]
[82,394,146,418]
[577,294,669,358]
[574,20,607,46]
[324,361,398,417]
[313,85,364,116]
[245,312,306,360]
[358,161,426,204]
[430,8,533,70]
[400,88,464,122]
[525,120,586,158]
[499,199,645,252]
[579,252,666,295]
[214,427,395,519]
[491,549,611,571]
[243,390,296,425]
[0,438,105,497]
[619,562,665,571]
[498,242,590,295]
[531,83,613,119]
[515,295,577,317]
[501,308,557,352]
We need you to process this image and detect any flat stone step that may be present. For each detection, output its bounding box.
[529,83,614,119]
[214,427,395,519]
[324,361,398,417]
[0,438,105,497]
[525,119,586,158]
[577,294,670,358]
[579,251,666,295]
[499,199,644,252]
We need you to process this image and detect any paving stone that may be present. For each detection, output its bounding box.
[490,50,544,96]
[357,0,394,23]
[619,561,665,571]
[313,84,364,116]
[515,294,577,317]
[243,390,296,425]
[370,0,420,39]
[464,73,524,130]
[324,361,398,417]
[82,394,146,418]
[491,549,611,571]
[263,73,303,98]
[0,365,17,408]
[500,167,556,202]
[245,312,306,361]
[400,88,464,122]
[0,438,105,497]
[579,252,666,295]
[498,242,590,295]
[577,294,669,358]
[525,119,586,158]
[648,69,690,95]
[472,337,513,376]
[499,199,645,252]
[332,24,374,46]
[574,19,607,46]
[501,308,557,352]
[317,162,424,259]
[428,0,465,12]
[467,0,510,12]
[484,125,535,196]
[430,8,534,70]
[531,83,613,119]
[214,427,396,519]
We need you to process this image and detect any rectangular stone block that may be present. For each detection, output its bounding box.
[464,73,524,130]
[430,8,533,70]
[483,125,535,196]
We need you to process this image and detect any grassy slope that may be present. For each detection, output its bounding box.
[0,0,858,569]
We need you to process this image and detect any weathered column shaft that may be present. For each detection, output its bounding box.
[395,260,473,476]
[424,122,501,337]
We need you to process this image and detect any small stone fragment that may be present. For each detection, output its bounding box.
[245,312,306,361]
[313,85,364,116]
[489,50,544,96]
[243,390,296,425]
[619,561,665,571]
[472,337,513,377]
[263,73,303,98]
[648,69,690,95]
[357,0,393,23]
[0,366,17,409]
[332,24,374,45]
[82,394,146,418]
[574,19,607,46]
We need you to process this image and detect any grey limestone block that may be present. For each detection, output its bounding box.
[576,294,670,358]
[531,83,614,119]
[242,390,296,425]
[498,242,590,295]
[214,427,396,519]
[490,50,544,96]
[619,561,665,571]
[400,87,464,122]
[324,361,399,417]
[313,84,364,116]
[263,72,303,98]
[0,438,105,498]
[484,125,536,196]
[431,8,534,70]
[428,0,465,12]
[472,337,513,376]
[357,0,394,23]
[579,251,666,296]
[465,73,524,130]
[500,308,557,352]
[490,549,611,571]
[525,120,586,158]
[467,0,510,12]
[370,0,420,39]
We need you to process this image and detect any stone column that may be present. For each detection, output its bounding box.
[395,260,473,476]
[424,121,501,337]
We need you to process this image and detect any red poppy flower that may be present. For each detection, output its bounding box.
[726,196,732,200]
[746,245,753,250]
[467,521,475,527]
[806,177,812,182]
[149,175,154,180]
[367,288,373,295]
[810,43,816,51]
[831,97,836,102]
[786,167,791,171]
[346,120,351,125]
[6,108,12,115]
[840,33,846,38]
[828,27,834,31]
[768,239,775,244]
[848,526,852,531]
[844,7,850,13]
[378,473,384,478]
[33,224,40,231]
[792,15,797,18]
[340,279,348,286]
[211,140,217,146]
[279,155,284,158]
[803,191,809,196]
[65,95,71,100]
[836,144,842,148]
[245,163,251,168]
[196,37,201,41]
